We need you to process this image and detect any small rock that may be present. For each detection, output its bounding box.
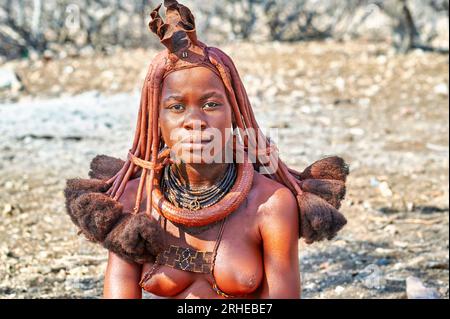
[65,277,98,291]
[374,247,395,255]
[393,241,409,248]
[319,262,330,270]
[439,287,449,297]
[63,66,75,75]
[358,98,370,107]
[345,117,360,127]
[335,286,345,294]
[39,266,52,275]
[3,204,13,215]
[43,50,55,61]
[304,282,316,290]
[349,127,365,136]
[405,202,414,212]
[300,106,311,114]
[393,263,405,270]
[426,261,449,270]
[406,276,440,299]
[38,251,49,259]
[55,270,67,282]
[384,224,398,236]
[378,181,393,197]
[50,85,62,94]
[79,46,95,57]
[4,181,14,189]
[426,143,449,152]
[0,68,22,91]
[407,256,426,268]
[370,177,380,187]
[27,275,45,287]
[434,83,448,96]
[362,201,372,209]
[376,258,391,266]
[359,264,386,290]
[335,77,346,92]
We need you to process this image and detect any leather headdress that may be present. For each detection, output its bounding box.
[149,0,221,79]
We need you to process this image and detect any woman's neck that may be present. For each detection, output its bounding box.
[171,162,230,189]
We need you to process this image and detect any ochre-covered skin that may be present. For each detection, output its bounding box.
[63,0,349,299]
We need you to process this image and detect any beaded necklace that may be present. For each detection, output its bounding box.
[161,163,237,211]
[161,163,237,234]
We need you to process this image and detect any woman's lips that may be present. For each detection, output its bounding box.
[182,135,213,144]
[180,138,213,150]
[182,140,212,147]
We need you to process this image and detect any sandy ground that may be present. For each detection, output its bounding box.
[0,40,448,299]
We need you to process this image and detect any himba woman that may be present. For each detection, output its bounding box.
[64,0,349,299]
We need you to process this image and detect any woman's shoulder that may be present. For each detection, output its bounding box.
[251,171,298,223]
[248,171,299,242]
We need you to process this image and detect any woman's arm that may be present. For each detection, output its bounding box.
[258,187,301,299]
[103,251,143,299]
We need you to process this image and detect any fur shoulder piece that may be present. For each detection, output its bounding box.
[295,156,349,244]
[64,155,164,264]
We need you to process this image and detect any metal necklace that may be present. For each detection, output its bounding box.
[161,163,237,234]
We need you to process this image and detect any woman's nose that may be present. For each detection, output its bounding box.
[183,108,207,131]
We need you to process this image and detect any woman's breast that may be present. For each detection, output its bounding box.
[141,263,196,297]
[211,237,264,296]
[140,238,263,298]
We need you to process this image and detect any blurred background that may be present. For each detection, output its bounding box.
[0,0,448,299]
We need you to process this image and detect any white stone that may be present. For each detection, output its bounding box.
[335,77,346,92]
[349,128,365,136]
[378,181,393,197]
[0,68,21,91]
[335,286,345,294]
[2,204,13,215]
[434,83,448,96]
[406,276,440,299]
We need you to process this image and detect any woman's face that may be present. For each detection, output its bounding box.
[159,66,233,164]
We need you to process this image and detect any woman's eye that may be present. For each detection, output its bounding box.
[169,104,184,111]
[203,102,219,109]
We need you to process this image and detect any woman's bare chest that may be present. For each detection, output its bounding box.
[140,209,263,298]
